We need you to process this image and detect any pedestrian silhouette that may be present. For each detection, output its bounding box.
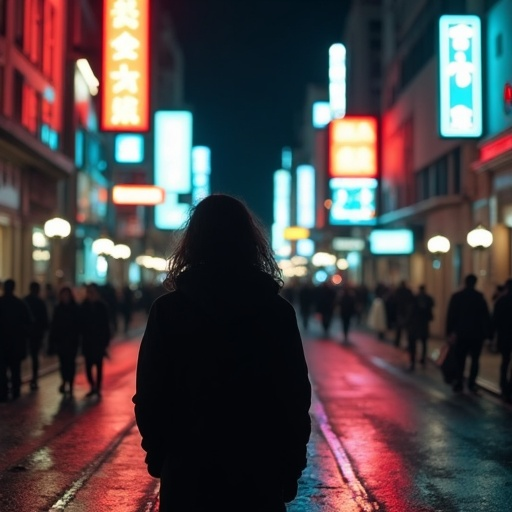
[445,273,492,394]
[0,279,33,401]
[119,284,134,334]
[406,284,434,371]
[80,283,111,398]
[297,278,315,331]
[492,277,512,402]
[48,286,82,398]
[389,280,414,348]
[315,281,337,337]
[133,193,311,512]
[338,283,357,343]
[23,281,49,390]
[367,285,388,340]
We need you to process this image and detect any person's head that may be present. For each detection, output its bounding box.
[505,279,512,293]
[85,283,101,301]
[164,193,283,290]
[58,286,75,304]
[464,274,478,289]
[419,285,426,293]
[3,278,15,295]
[29,281,41,295]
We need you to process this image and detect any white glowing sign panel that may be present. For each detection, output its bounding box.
[272,169,291,255]
[329,43,346,119]
[438,15,482,138]
[192,146,211,205]
[369,229,414,255]
[312,102,331,128]
[296,165,315,228]
[329,178,377,225]
[154,111,193,230]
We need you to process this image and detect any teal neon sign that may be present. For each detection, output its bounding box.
[438,15,482,138]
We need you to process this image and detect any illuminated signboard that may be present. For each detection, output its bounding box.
[272,169,291,257]
[112,184,165,205]
[328,116,378,178]
[329,43,346,119]
[154,111,193,229]
[296,164,315,228]
[312,101,331,128]
[192,146,211,205]
[369,229,414,255]
[101,0,150,132]
[438,15,482,138]
[329,178,377,225]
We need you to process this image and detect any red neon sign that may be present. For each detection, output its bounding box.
[328,116,378,178]
[101,0,150,132]
[480,134,512,163]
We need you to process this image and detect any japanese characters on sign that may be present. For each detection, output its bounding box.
[101,0,149,131]
[438,15,482,138]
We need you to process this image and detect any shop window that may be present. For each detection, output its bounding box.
[14,0,24,49]
[0,0,6,35]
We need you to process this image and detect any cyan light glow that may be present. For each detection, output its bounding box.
[115,134,144,163]
[272,169,291,255]
[439,15,482,137]
[297,239,314,257]
[329,43,346,119]
[369,229,414,255]
[154,111,193,229]
[296,165,315,228]
[329,178,377,225]
[312,102,331,128]
[281,147,292,171]
[192,146,211,204]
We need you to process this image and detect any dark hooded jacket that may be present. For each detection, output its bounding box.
[133,265,311,510]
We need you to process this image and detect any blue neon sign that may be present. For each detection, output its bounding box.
[438,15,482,138]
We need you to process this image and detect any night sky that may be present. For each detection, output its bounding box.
[166,0,352,230]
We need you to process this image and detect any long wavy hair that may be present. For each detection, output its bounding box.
[163,194,283,291]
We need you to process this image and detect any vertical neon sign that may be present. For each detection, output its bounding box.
[438,15,482,138]
[101,0,150,132]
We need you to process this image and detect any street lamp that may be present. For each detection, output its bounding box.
[92,237,114,283]
[466,225,493,249]
[43,217,71,286]
[111,244,131,287]
[427,235,450,269]
[467,224,493,282]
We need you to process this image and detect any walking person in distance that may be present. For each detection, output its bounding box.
[445,273,492,394]
[48,286,82,398]
[133,194,312,512]
[23,281,49,390]
[80,283,111,398]
[0,279,33,401]
[491,277,512,401]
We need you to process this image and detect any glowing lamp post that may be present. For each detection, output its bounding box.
[111,244,131,287]
[427,235,450,268]
[43,217,71,285]
[467,224,493,279]
[466,225,493,250]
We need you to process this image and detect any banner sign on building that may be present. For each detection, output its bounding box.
[438,15,482,138]
[101,0,150,132]
[329,177,377,225]
[328,116,378,178]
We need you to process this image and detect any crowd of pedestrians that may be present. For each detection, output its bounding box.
[0,278,157,403]
[287,272,512,400]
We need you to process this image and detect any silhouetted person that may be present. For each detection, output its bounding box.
[315,281,337,337]
[390,280,414,348]
[23,281,49,390]
[406,285,434,371]
[0,279,32,401]
[81,283,111,398]
[133,194,311,512]
[446,274,492,394]
[492,278,512,402]
[297,279,315,330]
[119,285,134,334]
[338,284,357,343]
[48,286,82,398]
